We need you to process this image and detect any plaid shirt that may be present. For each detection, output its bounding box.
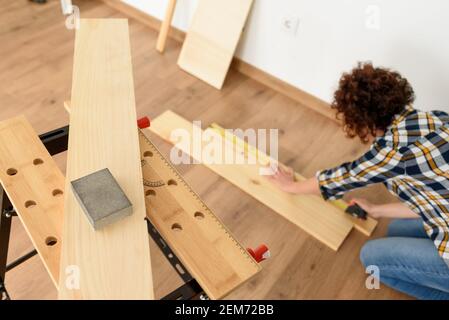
[317,106,449,266]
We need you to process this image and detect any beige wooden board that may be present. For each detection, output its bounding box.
[139,130,261,299]
[178,0,253,89]
[0,116,64,287]
[150,111,354,251]
[58,19,153,299]
[209,123,378,236]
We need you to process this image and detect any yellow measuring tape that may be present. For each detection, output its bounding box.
[209,123,350,212]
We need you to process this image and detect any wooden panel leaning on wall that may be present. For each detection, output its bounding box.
[178,0,254,89]
[58,19,154,299]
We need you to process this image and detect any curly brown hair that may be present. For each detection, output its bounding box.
[332,62,415,142]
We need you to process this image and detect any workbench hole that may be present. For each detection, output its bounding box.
[24,200,36,208]
[194,212,205,220]
[145,189,156,197]
[6,168,17,176]
[52,189,63,197]
[171,223,182,232]
[45,236,57,247]
[33,158,44,165]
[143,151,153,157]
[167,179,177,186]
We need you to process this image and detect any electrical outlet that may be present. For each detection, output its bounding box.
[281,16,300,37]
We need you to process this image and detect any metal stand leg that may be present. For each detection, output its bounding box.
[146,219,208,300]
[162,279,205,300]
[0,186,13,300]
[0,280,10,300]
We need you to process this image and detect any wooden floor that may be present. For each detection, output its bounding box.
[0,0,408,299]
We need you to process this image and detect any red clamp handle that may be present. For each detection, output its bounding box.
[247,244,270,263]
[137,116,151,129]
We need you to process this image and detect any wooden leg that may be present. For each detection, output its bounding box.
[156,0,177,53]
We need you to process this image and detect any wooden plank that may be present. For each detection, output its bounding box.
[156,0,177,53]
[58,19,153,299]
[64,100,261,299]
[178,0,253,89]
[139,131,261,299]
[149,111,354,251]
[209,123,378,236]
[0,116,64,287]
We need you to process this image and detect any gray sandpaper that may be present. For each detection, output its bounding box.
[71,168,133,230]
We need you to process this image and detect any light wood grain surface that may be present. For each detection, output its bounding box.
[0,116,64,287]
[0,0,408,300]
[58,19,153,299]
[178,0,253,89]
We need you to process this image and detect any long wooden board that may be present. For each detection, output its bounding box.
[209,123,378,236]
[64,100,261,299]
[178,0,253,89]
[58,19,153,299]
[0,116,64,287]
[149,111,354,251]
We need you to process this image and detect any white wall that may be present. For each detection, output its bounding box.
[124,0,449,112]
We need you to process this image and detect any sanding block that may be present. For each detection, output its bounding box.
[71,168,133,230]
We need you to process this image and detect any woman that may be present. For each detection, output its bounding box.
[268,62,449,299]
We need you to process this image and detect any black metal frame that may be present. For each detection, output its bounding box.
[0,186,13,300]
[0,125,205,300]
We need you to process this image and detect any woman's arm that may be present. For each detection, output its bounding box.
[268,137,404,202]
[266,166,419,219]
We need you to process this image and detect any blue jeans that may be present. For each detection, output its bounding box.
[360,219,449,300]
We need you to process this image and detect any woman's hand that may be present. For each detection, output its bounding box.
[350,198,380,219]
[351,198,419,219]
[266,165,298,193]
